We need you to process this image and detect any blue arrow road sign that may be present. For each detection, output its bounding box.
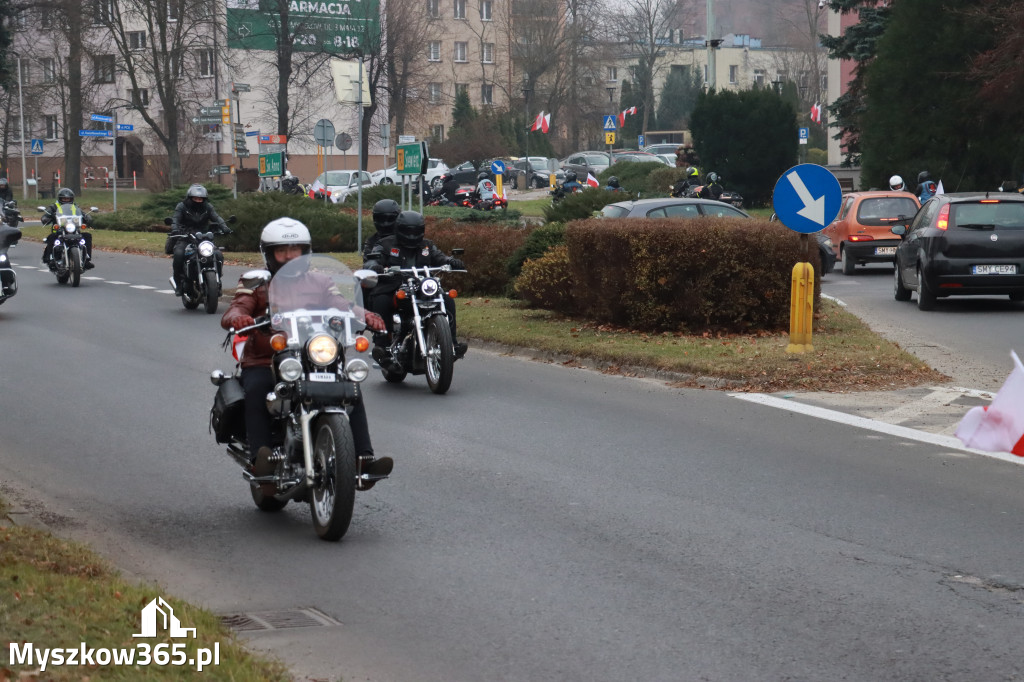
[771,163,842,234]
[117,123,133,131]
[30,139,43,155]
[90,114,113,123]
[490,159,505,175]
[603,115,618,131]
[79,130,111,137]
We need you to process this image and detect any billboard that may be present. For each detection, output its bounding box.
[226,0,380,54]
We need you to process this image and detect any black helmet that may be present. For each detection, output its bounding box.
[395,210,426,248]
[372,199,401,235]
[917,170,931,184]
[57,188,75,204]
[607,176,620,188]
[281,176,298,190]
[707,172,719,184]
[565,170,577,183]
[0,178,8,188]
[442,172,454,183]
[477,171,490,181]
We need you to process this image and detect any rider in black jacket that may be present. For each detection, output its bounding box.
[41,188,94,269]
[0,178,13,203]
[433,173,460,205]
[363,211,467,363]
[169,184,229,295]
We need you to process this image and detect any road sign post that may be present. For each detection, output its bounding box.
[258,153,283,178]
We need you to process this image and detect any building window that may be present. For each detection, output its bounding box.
[130,88,149,107]
[44,114,59,141]
[455,82,468,98]
[428,83,442,104]
[426,0,439,16]
[428,41,441,61]
[606,66,617,82]
[628,65,637,81]
[16,60,30,85]
[39,8,52,28]
[129,31,147,50]
[820,74,828,91]
[753,69,765,86]
[454,41,467,62]
[729,65,738,84]
[582,75,594,86]
[40,58,56,84]
[94,55,115,84]
[167,0,179,21]
[198,48,215,77]
[93,0,113,24]
[480,0,491,20]
[481,83,493,105]
[13,117,32,142]
[431,124,444,142]
[454,0,465,18]
[481,42,493,63]
[776,71,787,84]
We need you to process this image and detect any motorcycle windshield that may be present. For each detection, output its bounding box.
[55,206,83,230]
[267,254,365,346]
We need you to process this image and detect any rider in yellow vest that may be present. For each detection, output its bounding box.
[41,188,94,269]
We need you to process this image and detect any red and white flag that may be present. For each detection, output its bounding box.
[955,351,1024,456]
[586,173,599,188]
[530,111,545,131]
[541,113,550,133]
[810,103,822,124]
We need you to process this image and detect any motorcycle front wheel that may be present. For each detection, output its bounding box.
[70,249,82,288]
[424,316,454,394]
[309,413,356,541]
[203,270,219,314]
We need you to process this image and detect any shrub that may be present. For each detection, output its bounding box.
[91,208,163,232]
[597,161,666,196]
[343,183,401,206]
[424,205,522,224]
[506,221,566,278]
[214,193,360,253]
[515,245,575,313]
[425,218,530,296]
[543,187,620,223]
[646,166,686,195]
[138,183,234,220]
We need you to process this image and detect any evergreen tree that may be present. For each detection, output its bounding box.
[0,0,14,87]
[451,88,478,134]
[618,79,645,147]
[656,68,702,131]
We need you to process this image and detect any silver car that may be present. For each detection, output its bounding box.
[601,197,749,219]
[561,151,611,179]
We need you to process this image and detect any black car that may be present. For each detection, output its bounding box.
[892,192,1024,310]
[449,160,499,185]
[509,157,565,190]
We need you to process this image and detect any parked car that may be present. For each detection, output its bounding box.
[605,200,837,274]
[561,151,612,179]
[642,143,683,156]
[892,192,1024,310]
[824,191,921,275]
[509,157,565,190]
[311,170,374,203]
[611,150,671,165]
[371,158,450,188]
[655,153,678,167]
[449,160,497,185]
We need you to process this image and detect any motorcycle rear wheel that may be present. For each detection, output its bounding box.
[70,249,82,288]
[425,316,454,394]
[203,270,219,314]
[310,413,356,541]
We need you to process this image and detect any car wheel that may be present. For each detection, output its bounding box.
[533,177,544,189]
[382,178,394,185]
[1010,292,1024,302]
[916,265,936,311]
[841,246,856,275]
[893,260,912,301]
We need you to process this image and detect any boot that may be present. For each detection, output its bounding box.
[454,341,468,360]
[357,454,393,490]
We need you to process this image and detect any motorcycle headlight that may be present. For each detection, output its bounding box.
[0,254,6,263]
[307,334,339,366]
[420,278,440,297]
[345,358,369,383]
[198,241,215,258]
[65,223,77,233]
[278,357,303,382]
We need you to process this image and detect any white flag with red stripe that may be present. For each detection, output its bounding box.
[541,113,550,133]
[530,111,545,131]
[586,173,599,188]
[956,351,1024,456]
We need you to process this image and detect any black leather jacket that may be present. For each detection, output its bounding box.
[171,199,228,234]
[363,235,458,293]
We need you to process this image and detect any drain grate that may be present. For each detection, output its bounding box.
[220,608,340,632]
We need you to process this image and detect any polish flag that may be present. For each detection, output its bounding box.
[232,335,248,362]
[530,111,545,131]
[618,111,626,128]
[810,103,822,124]
[586,173,599,188]
[935,179,945,195]
[541,113,550,133]
[626,106,637,115]
[955,351,1024,456]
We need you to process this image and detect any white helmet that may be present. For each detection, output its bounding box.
[260,217,311,273]
[889,174,905,191]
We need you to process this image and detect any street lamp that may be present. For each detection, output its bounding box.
[605,86,616,155]
[522,80,532,187]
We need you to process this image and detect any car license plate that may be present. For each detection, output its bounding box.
[971,264,1017,275]
[874,247,897,256]
[309,372,335,382]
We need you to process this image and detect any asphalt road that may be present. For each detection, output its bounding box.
[3,246,1024,681]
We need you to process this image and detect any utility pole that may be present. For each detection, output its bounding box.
[706,0,716,91]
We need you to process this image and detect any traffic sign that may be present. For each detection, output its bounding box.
[605,131,616,145]
[258,152,283,177]
[335,132,352,151]
[236,151,250,158]
[194,116,222,125]
[221,104,231,125]
[200,106,221,116]
[245,130,260,137]
[638,134,645,147]
[203,132,223,141]
[79,130,111,137]
[603,115,617,131]
[491,159,505,175]
[798,127,809,145]
[314,119,335,147]
[116,123,133,131]
[396,141,428,175]
[231,82,250,92]
[211,165,232,175]
[771,163,842,234]
[258,134,287,144]
[90,114,113,123]
[30,139,43,155]
[398,134,416,144]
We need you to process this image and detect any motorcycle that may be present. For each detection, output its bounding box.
[0,225,21,305]
[38,204,98,287]
[164,215,236,314]
[3,200,22,227]
[371,254,466,394]
[209,255,379,541]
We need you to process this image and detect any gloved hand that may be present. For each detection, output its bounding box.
[366,262,385,274]
[449,258,465,270]
[231,314,255,329]
[364,311,385,332]
[218,227,232,236]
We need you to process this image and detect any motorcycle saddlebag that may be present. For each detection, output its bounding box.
[210,376,246,444]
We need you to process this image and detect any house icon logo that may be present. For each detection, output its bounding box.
[133,596,197,638]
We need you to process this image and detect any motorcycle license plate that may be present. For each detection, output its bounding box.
[308,372,336,382]
[972,264,1017,275]
[874,247,897,256]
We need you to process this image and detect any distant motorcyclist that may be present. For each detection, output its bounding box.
[605,176,624,192]
[914,171,937,203]
[363,210,467,362]
[281,172,306,196]
[672,166,701,197]
[41,188,93,269]
[433,172,460,205]
[699,172,724,201]
[363,199,400,259]
[473,171,497,208]
[169,184,230,295]
[561,170,583,193]
[889,175,906,192]
[0,178,13,203]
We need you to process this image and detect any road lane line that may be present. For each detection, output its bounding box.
[730,392,1024,466]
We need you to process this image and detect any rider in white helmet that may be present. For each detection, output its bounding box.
[889,175,906,192]
[221,218,392,487]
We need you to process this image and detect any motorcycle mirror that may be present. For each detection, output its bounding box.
[90,206,99,212]
[164,217,173,226]
[228,215,237,224]
[451,248,465,256]
[36,207,45,212]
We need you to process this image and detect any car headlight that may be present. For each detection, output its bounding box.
[345,358,369,383]
[307,334,339,366]
[198,241,215,258]
[278,357,303,382]
[420,278,440,296]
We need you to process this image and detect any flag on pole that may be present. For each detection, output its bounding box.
[955,351,1024,456]
[586,173,600,188]
[617,106,639,128]
[810,103,822,124]
[541,113,550,134]
[530,111,545,131]
[935,179,945,195]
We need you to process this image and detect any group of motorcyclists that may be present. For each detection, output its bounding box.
[427,171,501,210]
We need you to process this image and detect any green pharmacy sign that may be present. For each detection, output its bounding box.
[227,0,380,53]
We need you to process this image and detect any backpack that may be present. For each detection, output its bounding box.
[919,180,937,202]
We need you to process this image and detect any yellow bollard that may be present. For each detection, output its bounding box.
[786,260,815,353]
[496,173,503,198]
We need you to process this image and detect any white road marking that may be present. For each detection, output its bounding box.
[731,392,1024,466]
[130,285,156,290]
[107,280,130,285]
[82,276,103,281]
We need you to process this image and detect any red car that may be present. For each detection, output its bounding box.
[824,191,921,275]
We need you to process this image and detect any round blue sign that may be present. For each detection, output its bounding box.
[491,160,506,175]
[771,163,843,234]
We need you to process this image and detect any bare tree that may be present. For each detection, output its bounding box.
[380,0,435,137]
[614,0,683,135]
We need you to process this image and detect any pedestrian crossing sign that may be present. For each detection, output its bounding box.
[603,115,617,131]
[30,139,43,155]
